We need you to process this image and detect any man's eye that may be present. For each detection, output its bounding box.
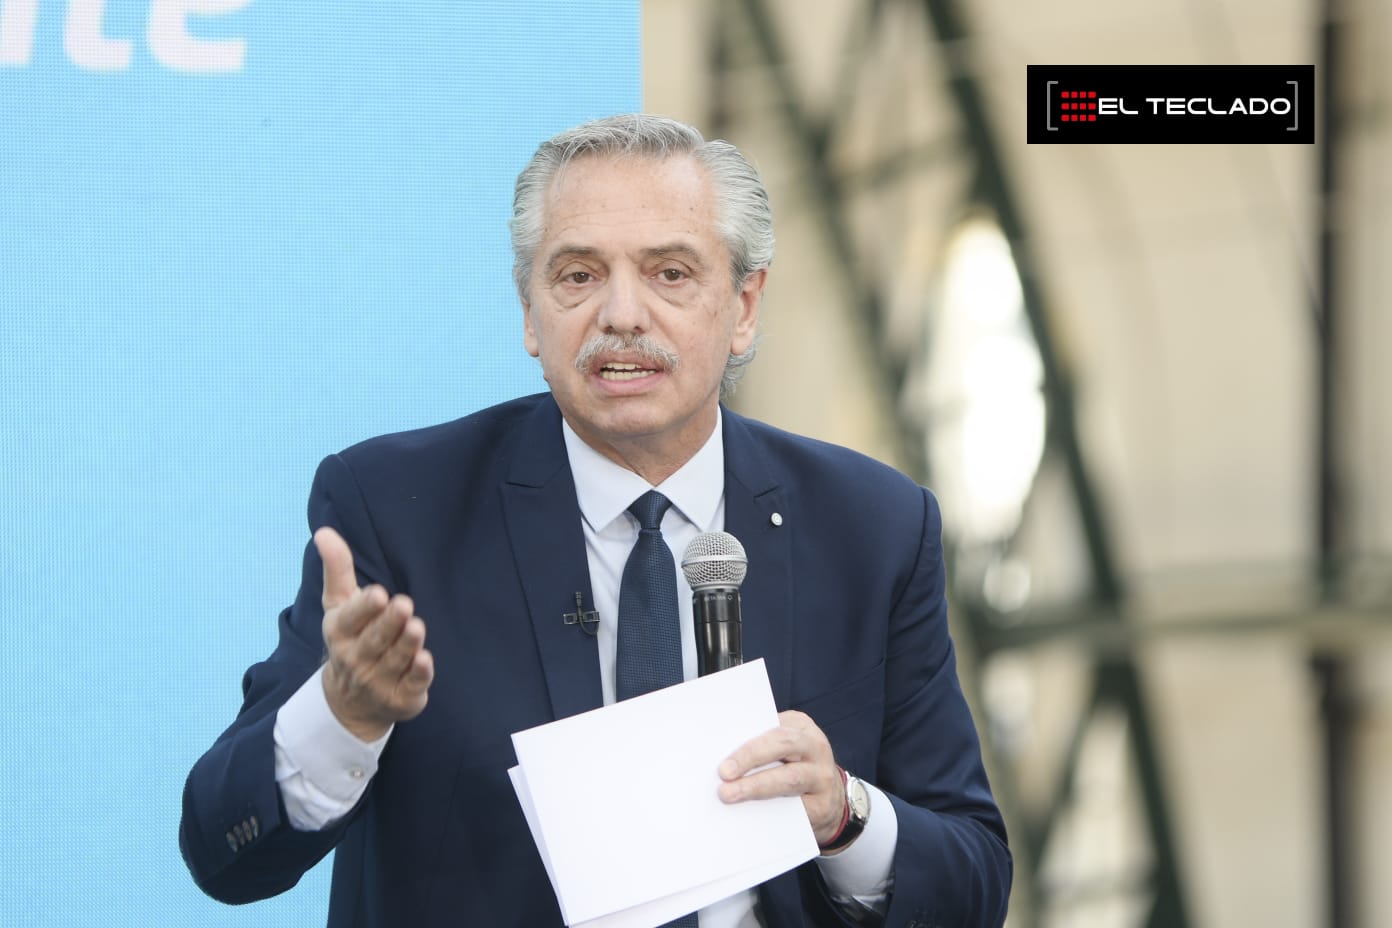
[658,268,687,282]
[566,271,592,284]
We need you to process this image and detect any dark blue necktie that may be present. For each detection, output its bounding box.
[614,492,699,927]
[615,491,685,701]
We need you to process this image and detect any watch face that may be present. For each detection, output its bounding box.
[848,777,870,819]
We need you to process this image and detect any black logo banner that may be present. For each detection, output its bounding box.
[1027,65,1315,144]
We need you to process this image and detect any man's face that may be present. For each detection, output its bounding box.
[522,153,763,472]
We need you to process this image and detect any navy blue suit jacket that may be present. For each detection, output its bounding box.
[181,393,1010,926]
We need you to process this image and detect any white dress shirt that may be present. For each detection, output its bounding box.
[273,410,897,925]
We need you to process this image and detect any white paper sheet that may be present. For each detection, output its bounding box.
[509,659,818,927]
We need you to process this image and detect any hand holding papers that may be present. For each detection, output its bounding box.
[509,659,818,928]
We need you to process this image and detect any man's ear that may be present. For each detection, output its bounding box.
[730,268,766,355]
[521,296,540,358]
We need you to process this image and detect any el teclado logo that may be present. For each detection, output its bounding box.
[1027,65,1314,144]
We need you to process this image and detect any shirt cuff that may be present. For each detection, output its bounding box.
[273,665,392,830]
[815,781,898,903]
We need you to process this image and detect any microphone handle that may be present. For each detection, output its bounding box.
[693,587,742,676]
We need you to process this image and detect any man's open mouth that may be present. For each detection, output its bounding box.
[598,362,659,381]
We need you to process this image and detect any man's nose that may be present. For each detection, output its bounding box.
[595,267,651,334]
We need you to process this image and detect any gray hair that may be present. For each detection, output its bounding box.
[510,114,773,397]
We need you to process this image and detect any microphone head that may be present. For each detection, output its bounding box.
[681,532,748,590]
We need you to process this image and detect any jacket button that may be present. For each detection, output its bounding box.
[225,832,238,852]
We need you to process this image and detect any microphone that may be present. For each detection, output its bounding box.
[681,532,747,676]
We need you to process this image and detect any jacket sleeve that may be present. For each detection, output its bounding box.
[179,453,395,903]
[801,487,1012,927]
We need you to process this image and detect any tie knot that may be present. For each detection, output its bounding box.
[628,490,672,532]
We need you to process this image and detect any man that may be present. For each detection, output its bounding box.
[181,114,1011,926]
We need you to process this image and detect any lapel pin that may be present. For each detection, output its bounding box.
[770,512,784,526]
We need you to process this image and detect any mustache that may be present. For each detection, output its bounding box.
[573,333,681,373]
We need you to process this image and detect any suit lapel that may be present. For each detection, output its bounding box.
[500,397,604,721]
[722,409,794,710]
[496,401,791,720]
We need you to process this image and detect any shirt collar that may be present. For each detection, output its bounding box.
[562,408,725,533]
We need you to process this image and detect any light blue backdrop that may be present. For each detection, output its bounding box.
[0,2,638,923]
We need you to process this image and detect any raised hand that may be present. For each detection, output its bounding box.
[314,526,434,742]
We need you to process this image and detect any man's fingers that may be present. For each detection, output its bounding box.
[315,527,360,611]
[720,759,821,802]
[328,596,430,695]
[372,613,426,679]
[407,648,434,686]
[717,727,806,800]
[349,593,414,660]
[720,724,810,781]
[325,583,390,642]
[718,711,838,808]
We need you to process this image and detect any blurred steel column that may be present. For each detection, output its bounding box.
[1312,654,1354,928]
[1314,0,1353,925]
[1316,0,1343,597]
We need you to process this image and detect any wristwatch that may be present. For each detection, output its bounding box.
[819,768,871,853]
